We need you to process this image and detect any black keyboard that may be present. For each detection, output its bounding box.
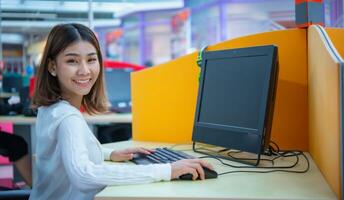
[131,147,195,165]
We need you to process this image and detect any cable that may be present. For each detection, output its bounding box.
[226,151,276,166]
[194,142,310,175]
[168,143,193,151]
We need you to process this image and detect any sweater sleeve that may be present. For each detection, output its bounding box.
[57,115,171,192]
[101,147,113,161]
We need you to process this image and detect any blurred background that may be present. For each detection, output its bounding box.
[0,0,342,192]
[0,0,342,76]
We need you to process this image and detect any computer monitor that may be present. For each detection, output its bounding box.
[2,74,23,93]
[104,68,132,113]
[192,45,279,165]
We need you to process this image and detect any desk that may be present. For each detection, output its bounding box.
[96,140,337,200]
[0,113,132,184]
[0,113,132,151]
[0,92,18,98]
[0,113,132,125]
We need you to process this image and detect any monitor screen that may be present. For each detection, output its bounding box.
[192,45,278,155]
[2,74,23,93]
[104,68,132,112]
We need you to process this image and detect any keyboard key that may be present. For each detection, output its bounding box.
[131,148,195,165]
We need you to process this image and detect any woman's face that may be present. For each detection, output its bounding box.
[52,40,100,105]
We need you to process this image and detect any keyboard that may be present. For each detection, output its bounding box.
[131,147,196,165]
[131,147,218,179]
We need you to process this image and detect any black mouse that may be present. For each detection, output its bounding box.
[179,167,218,180]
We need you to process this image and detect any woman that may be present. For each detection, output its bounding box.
[29,23,213,200]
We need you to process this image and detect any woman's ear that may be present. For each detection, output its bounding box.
[48,60,57,77]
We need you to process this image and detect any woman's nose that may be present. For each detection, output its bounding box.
[78,61,91,75]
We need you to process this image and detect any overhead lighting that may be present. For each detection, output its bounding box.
[0,33,24,44]
[115,1,184,17]
[2,1,135,13]
[1,19,121,28]
[0,12,57,19]
[1,0,184,14]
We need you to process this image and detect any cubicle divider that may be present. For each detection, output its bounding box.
[308,25,343,199]
[131,53,200,143]
[131,26,344,199]
[325,27,344,200]
[131,29,309,151]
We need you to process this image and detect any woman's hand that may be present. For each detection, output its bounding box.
[110,147,154,162]
[171,159,213,180]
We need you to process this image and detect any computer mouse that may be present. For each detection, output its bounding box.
[179,167,218,180]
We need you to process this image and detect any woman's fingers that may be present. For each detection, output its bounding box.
[124,147,152,155]
[199,159,214,171]
[182,160,205,180]
[188,167,198,180]
[188,159,214,171]
[171,159,213,180]
[136,147,153,154]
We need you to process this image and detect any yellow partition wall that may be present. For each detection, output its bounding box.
[131,53,200,143]
[325,28,344,57]
[131,29,308,150]
[325,27,344,200]
[308,25,342,199]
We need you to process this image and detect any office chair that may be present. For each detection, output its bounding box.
[0,133,31,200]
[0,190,31,200]
[0,148,31,200]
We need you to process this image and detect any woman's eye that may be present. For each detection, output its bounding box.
[67,59,77,64]
[88,58,97,63]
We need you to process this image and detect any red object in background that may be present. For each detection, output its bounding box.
[171,9,190,33]
[0,122,13,165]
[0,60,4,70]
[295,0,322,3]
[103,60,145,71]
[29,77,36,98]
[106,29,123,43]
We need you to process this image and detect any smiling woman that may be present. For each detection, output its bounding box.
[28,23,213,200]
[32,23,108,114]
[48,41,101,109]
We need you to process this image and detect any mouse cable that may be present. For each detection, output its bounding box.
[194,141,306,168]
[193,143,281,166]
[200,152,309,175]
[194,142,309,174]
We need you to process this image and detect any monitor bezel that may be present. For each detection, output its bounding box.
[192,45,278,157]
[104,68,132,103]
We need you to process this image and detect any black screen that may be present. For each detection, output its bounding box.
[2,74,23,93]
[199,56,268,130]
[104,68,132,112]
[193,45,278,154]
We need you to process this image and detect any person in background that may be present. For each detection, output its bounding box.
[0,130,32,187]
[30,23,213,200]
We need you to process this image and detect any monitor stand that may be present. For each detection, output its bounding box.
[192,142,262,166]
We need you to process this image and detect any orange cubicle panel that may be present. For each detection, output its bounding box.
[325,28,344,58]
[325,28,344,200]
[131,53,199,143]
[131,29,309,151]
[308,25,343,199]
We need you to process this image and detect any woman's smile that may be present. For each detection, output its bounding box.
[72,78,92,88]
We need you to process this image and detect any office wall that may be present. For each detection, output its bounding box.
[132,29,309,151]
[308,25,343,199]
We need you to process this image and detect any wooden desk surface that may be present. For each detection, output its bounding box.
[96,140,337,200]
[0,92,18,98]
[0,112,132,125]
